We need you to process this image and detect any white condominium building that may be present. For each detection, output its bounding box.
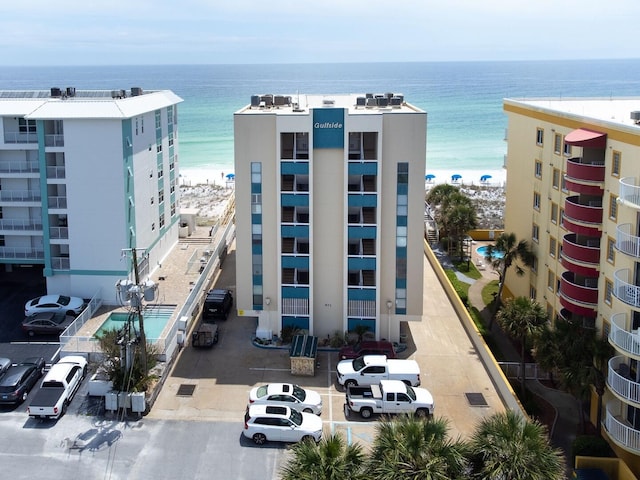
[0,87,183,304]
[504,96,640,469]
[234,93,426,342]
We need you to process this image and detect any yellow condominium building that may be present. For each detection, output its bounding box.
[234,93,426,343]
[504,96,640,470]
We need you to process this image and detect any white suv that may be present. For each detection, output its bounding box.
[243,404,323,445]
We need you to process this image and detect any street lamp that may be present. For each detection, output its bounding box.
[386,300,393,341]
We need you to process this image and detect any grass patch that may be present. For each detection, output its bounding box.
[444,269,470,305]
[481,280,500,306]
[452,258,483,280]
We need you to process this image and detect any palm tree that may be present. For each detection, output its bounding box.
[468,410,565,480]
[446,200,478,261]
[280,433,366,480]
[483,232,535,327]
[367,415,468,479]
[496,297,548,396]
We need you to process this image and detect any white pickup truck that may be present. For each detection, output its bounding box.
[336,355,421,388]
[27,355,87,420]
[346,380,434,419]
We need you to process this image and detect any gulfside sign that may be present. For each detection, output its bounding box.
[313,108,344,149]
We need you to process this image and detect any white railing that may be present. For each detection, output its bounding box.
[51,256,70,270]
[0,190,41,201]
[347,299,376,317]
[608,356,640,404]
[609,312,640,356]
[614,269,640,308]
[48,196,67,209]
[46,165,66,179]
[616,223,640,258]
[281,298,309,315]
[605,400,640,453]
[0,219,42,230]
[3,131,38,144]
[0,160,39,173]
[59,291,103,349]
[44,134,64,147]
[49,226,69,239]
[0,247,44,259]
[620,177,640,208]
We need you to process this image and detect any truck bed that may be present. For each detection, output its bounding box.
[28,387,65,411]
[347,384,382,400]
[192,322,218,348]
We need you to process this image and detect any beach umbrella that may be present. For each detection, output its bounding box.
[226,173,235,179]
[480,174,492,182]
[425,174,436,181]
[451,174,462,182]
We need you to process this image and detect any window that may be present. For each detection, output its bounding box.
[532,223,539,242]
[159,215,165,229]
[155,110,161,129]
[563,142,572,156]
[546,304,554,320]
[531,256,538,273]
[612,151,621,177]
[536,128,544,145]
[158,189,164,204]
[609,194,618,221]
[552,168,560,189]
[151,222,155,231]
[535,160,542,178]
[156,143,162,153]
[561,173,568,193]
[533,192,541,210]
[547,270,555,292]
[551,203,558,224]
[553,133,562,154]
[606,237,615,264]
[169,133,174,147]
[158,167,163,178]
[529,285,537,300]
[18,118,36,133]
[559,208,565,228]
[604,279,613,305]
[549,237,557,258]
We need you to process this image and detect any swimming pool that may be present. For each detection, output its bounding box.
[97,305,176,341]
[476,245,505,259]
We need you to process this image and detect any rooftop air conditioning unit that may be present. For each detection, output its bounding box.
[631,111,640,124]
[66,87,76,97]
[50,87,62,98]
[131,87,143,96]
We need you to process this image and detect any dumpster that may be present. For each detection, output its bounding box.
[289,334,318,376]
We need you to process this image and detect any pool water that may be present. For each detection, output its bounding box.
[97,305,175,340]
[476,245,505,259]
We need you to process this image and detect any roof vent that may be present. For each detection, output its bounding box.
[322,99,335,107]
[131,87,143,97]
[66,87,76,97]
[631,111,640,124]
[50,87,62,98]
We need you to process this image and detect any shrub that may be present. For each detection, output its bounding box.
[571,435,612,460]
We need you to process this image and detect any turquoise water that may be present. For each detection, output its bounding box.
[2,60,640,175]
[476,246,504,259]
[98,306,175,340]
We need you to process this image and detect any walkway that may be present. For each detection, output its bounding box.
[465,246,579,469]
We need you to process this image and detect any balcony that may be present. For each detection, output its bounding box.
[557,308,595,328]
[0,161,39,174]
[564,157,605,195]
[614,269,640,308]
[561,233,600,264]
[0,219,42,231]
[619,177,640,209]
[609,312,640,357]
[3,131,38,144]
[604,399,640,454]
[560,271,599,304]
[608,356,640,406]
[617,224,640,258]
[564,195,603,224]
[44,134,64,147]
[0,246,44,260]
[49,226,69,240]
[0,190,41,203]
[51,256,70,270]
[47,196,67,209]
[46,165,66,179]
[347,299,376,317]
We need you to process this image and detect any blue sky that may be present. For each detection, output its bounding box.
[1,0,637,65]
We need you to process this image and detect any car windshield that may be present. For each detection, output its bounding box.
[405,385,417,401]
[58,295,71,306]
[256,385,268,398]
[292,385,306,402]
[52,313,68,325]
[352,356,366,371]
[289,409,303,426]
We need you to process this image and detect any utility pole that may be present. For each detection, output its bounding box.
[131,248,148,378]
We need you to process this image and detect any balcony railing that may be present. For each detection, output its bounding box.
[49,226,69,239]
[0,246,44,259]
[609,312,640,356]
[0,219,42,231]
[561,233,600,264]
[47,196,67,209]
[46,165,66,179]
[620,177,640,209]
[564,195,604,224]
[0,161,39,173]
[617,224,640,258]
[51,256,70,270]
[44,134,64,147]
[0,191,41,202]
[604,399,640,454]
[565,157,606,182]
[347,299,376,317]
[280,297,309,316]
[560,271,599,304]
[608,356,640,405]
[614,269,640,308]
[3,131,38,144]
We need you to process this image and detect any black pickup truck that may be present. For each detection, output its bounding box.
[191,321,219,348]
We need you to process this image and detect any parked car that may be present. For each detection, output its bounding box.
[202,289,233,320]
[248,383,322,414]
[0,357,46,404]
[243,404,323,445]
[338,340,396,360]
[0,358,10,378]
[21,311,76,336]
[24,295,86,316]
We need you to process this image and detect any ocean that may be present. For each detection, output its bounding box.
[1,60,640,185]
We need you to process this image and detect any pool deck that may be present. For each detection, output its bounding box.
[61,222,225,356]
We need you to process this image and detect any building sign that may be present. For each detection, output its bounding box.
[313,108,344,149]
